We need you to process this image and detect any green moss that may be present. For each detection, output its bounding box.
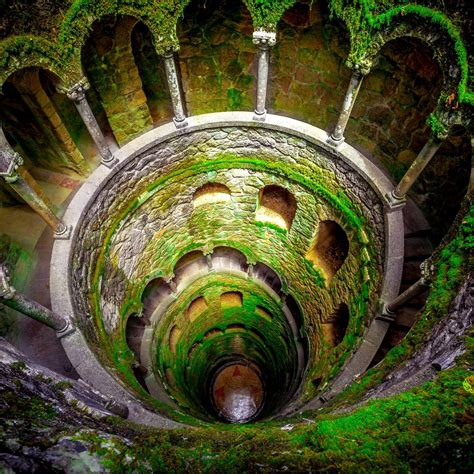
[226,87,243,111]
[72,357,473,472]
[243,0,297,30]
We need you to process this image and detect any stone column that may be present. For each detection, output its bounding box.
[62,78,117,168]
[0,265,71,335]
[380,261,433,321]
[253,30,276,121]
[0,129,70,239]
[163,52,187,128]
[328,67,367,146]
[386,135,445,208]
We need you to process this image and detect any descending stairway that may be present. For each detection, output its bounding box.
[370,199,433,367]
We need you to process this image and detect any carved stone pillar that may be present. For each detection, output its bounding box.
[328,66,368,146]
[380,261,434,321]
[386,135,445,208]
[253,30,276,121]
[163,52,187,128]
[0,129,70,239]
[62,78,117,168]
[0,265,71,335]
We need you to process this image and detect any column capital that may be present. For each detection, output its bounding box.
[0,265,15,300]
[162,50,175,59]
[60,77,91,103]
[345,59,372,76]
[253,29,276,48]
[420,260,435,286]
[0,129,24,184]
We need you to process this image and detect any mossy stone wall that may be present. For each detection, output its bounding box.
[177,0,255,114]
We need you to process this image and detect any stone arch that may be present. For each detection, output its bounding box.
[0,36,75,89]
[362,11,465,102]
[268,0,351,130]
[346,35,443,170]
[306,220,349,283]
[173,250,208,287]
[59,0,185,64]
[253,262,283,295]
[0,67,90,176]
[256,184,297,231]
[141,277,173,322]
[81,15,153,145]
[211,246,248,272]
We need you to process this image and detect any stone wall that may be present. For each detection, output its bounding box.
[177,0,255,114]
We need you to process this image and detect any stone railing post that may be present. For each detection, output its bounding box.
[163,52,188,128]
[327,65,370,146]
[386,133,446,209]
[0,129,70,239]
[328,64,369,146]
[0,265,72,336]
[61,78,118,168]
[379,261,433,321]
[253,30,276,121]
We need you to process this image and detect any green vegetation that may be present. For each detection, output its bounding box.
[70,362,472,472]
[243,0,297,30]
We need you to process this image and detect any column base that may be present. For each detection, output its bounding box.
[173,117,188,129]
[385,189,407,210]
[54,224,72,240]
[56,320,76,339]
[253,110,267,122]
[101,155,119,169]
[326,133,345,147]
[376,303,396,323]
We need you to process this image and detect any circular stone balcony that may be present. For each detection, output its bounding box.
[50,112,403,426]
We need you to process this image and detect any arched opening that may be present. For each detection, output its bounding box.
[169,325,182,353]
[125,313,149,391]
[1,68,92,178]
[211,246,248,272]
[173,250,208,287]
[141,278,173,322]
[220,291,243,308]
[322,303,349,347]
[125,313,147,359]
[268,0,351,130]
[177,0,254,114]
[131,22,173,126]
[306,220,349,282]
[256,185,297,231]
[193,182,231,207]
[187,296,208,322]
[346,37,442,180]
[285,294,303,331]
[82,15,153,145]
[253,262,283,295]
